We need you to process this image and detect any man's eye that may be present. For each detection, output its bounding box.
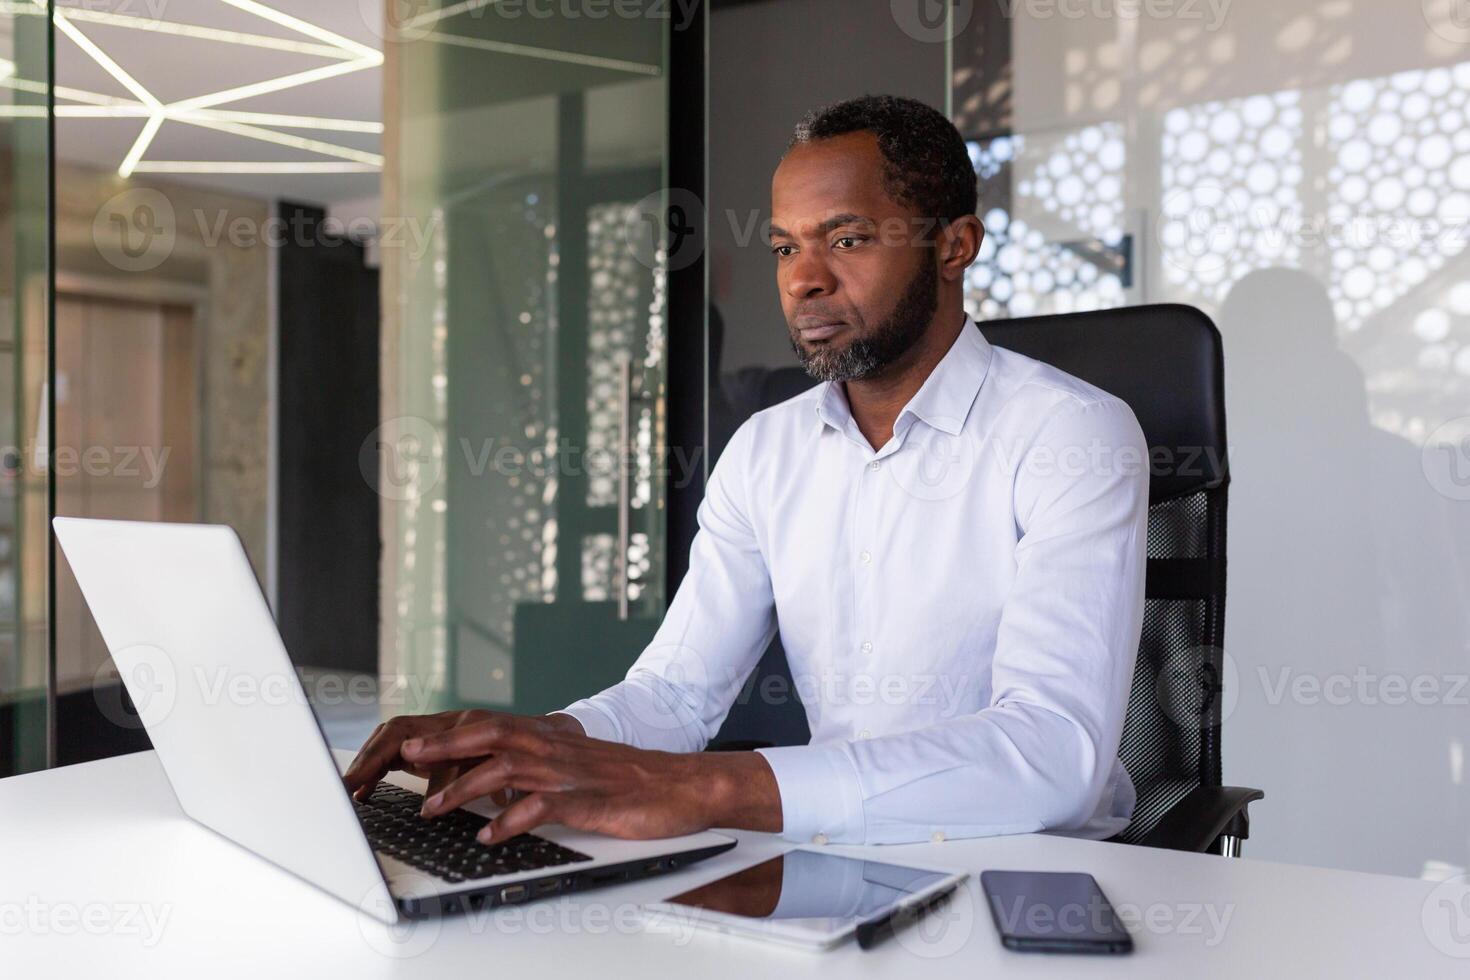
[771,245,795,257]
[834,236,863,249]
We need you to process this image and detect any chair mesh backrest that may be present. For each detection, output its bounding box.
[1112,488,1228,842]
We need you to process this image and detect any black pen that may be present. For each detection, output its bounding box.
[855,881,962,951]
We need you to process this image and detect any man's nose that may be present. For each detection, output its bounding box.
[784,250,837,298]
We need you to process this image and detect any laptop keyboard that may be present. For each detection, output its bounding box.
[355,782,593,883]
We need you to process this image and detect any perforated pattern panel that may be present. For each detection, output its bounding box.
[1114,488,1227,843]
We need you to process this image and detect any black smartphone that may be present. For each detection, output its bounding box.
[980,870,1133,954]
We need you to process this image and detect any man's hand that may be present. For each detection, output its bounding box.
[342,709,584,804]
[346,710,782,845]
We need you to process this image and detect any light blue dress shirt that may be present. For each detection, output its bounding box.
[560,314,1149,845]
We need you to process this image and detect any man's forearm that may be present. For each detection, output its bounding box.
[682,749,783,834]
[547,708,781,833]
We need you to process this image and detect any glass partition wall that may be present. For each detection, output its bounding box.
[0,4,51,777]
[383,8,675,715]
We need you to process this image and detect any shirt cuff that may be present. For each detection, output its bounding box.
[756,741,867,844]
[552,702,621,743]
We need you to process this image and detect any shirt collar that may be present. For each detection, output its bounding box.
[814,313,993,439]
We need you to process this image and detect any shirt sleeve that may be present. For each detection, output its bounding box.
[756,397,1149,844]
[558,421,778,752]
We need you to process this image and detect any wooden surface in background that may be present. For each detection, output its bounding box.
[53,291,199,692]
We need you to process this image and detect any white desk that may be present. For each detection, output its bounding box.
[3,749,1465,978]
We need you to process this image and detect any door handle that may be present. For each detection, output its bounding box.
[616,356,632,621]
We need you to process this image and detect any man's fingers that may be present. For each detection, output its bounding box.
[424,764,460,802]
[421,751,558,816]
[402,716,550,766]
[345,710,551,804]
[420,753,493,808]
[344,722,393,798]
[477,792,559,845]
[344,713,457,797]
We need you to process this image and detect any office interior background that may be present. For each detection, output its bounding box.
[0,0,1466,885]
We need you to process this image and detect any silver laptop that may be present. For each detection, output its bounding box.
[53,516,736,924]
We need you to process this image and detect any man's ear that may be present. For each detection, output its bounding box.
[937,214,983,281]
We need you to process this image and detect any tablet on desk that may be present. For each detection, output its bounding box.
[641,849,967,952]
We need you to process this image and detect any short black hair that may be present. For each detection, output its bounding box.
[788,94,978,224]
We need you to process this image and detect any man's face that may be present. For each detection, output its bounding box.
[770,131,938,382]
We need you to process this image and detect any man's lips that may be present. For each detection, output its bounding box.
[796,317,847,341]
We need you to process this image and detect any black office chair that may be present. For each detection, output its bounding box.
[981,303,1261,856]
[711,303,1261,856]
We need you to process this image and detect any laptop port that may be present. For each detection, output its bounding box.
[500,884,528,903]
[644,862,663,874]
[534,879,560,896]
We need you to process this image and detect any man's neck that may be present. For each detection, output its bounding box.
[844,305,967,451]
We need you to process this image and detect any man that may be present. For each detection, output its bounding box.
[345,95,1149,848]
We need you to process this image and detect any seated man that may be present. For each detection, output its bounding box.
[345,94,1149,848]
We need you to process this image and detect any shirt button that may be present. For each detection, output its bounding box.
[859,729,872,739]
[861,641,873,653]
[931,831,946,844]
[860,550,872,565]
[812,833,829,846]
[869,460,881,471]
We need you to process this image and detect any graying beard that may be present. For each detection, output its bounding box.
[797,339,882,382]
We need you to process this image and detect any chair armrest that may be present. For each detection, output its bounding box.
[1136,785,1264,853]
[705,740,774,752]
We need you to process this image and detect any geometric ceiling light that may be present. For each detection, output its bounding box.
[23,0,383,177]
[6,0,658,167]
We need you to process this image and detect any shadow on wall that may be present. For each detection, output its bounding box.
[1219,267,1470,876]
